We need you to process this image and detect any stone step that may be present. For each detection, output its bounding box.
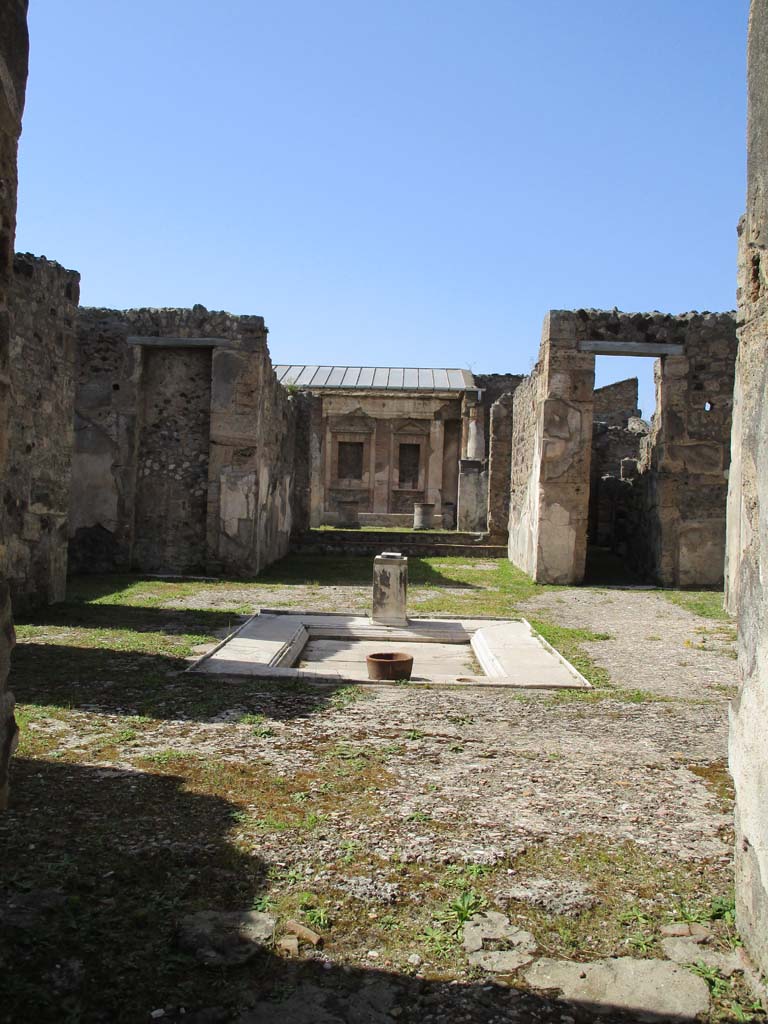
[293,530,508,559]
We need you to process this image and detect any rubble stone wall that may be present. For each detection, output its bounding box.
[70,306,299,577]
[486,392,515,538]
[474,373,525,460]
[508,309,736,585]
[727,0,768,977]
[0,0,30,809]
[508,312,595,584]
[3,254,80,609]
[508,366,545,576]
[593,377,640,427]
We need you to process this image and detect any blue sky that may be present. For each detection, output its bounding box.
[17,1,748,416]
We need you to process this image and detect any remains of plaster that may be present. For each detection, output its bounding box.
[726,0,768,977]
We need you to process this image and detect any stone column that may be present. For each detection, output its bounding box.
[461,389,485,460]
[426,419,444,514]
[371,552,408,626]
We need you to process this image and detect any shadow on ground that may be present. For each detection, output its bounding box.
[10,639,364,721]
[0,757,695,1024]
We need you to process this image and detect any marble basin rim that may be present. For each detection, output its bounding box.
[186,609,591,690]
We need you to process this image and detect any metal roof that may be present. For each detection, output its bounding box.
[275,365,475,391]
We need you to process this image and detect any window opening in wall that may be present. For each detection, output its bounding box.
[338,441,364,481]
[398,443,420,488]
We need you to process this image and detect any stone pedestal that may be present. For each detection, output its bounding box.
[413,502,435,530]
[457,460,488,532]
[372,552,408,626]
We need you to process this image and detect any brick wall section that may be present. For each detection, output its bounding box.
[70,306,299,576]
[593,377,639,426]
[0,0,29,809]
[726,0,768,978]
[3,254,80,609]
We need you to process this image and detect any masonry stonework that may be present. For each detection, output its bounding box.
[509,309,737,586]
[3,254,80,609]
[70,306,299,577]
[726,0,768,978]
[0,0,29,808]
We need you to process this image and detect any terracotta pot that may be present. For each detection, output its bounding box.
[366,651,414,681]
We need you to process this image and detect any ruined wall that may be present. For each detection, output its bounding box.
[727,0,768,978]
[70,306,299,577]
[589,422,646,549]
[132,347,212,573]
[508,368,544,576]
[630,315,737,586]
[508,313,595,584]
[486,392,515,538]
[474,373,524,460]
[0,0,29,808]
[509,309,736,585]
[593,377,640,427]
[2,255,80,609]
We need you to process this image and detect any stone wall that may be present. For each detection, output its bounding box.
[474,373,525,459]
[593,377,640,427]
[508,312,595,584]
[508,366,545,576]
[508,309,736,585]
[588,421,646,548]
[486,392,515,538]
[70,306,299,576]
[727,0,768,978]
[0,0,29,808]
[3,254,80,609]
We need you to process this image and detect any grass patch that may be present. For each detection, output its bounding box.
[662,589,731,621]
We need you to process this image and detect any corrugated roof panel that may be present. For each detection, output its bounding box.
[282,365,304,385]
[326,366,346,386]
[277,364,474,390]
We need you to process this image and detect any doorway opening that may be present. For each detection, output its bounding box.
[584,356,658,585]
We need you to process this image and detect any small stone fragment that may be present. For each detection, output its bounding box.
[524,956,710,1021]
[462,911,536,958]
[277,935,299,957]
[659,923,693,938]
[285,918,323,946]
[467,949,536,973]
[407,953,422,967]
[178,910,276,966]
[661,937,743,976]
